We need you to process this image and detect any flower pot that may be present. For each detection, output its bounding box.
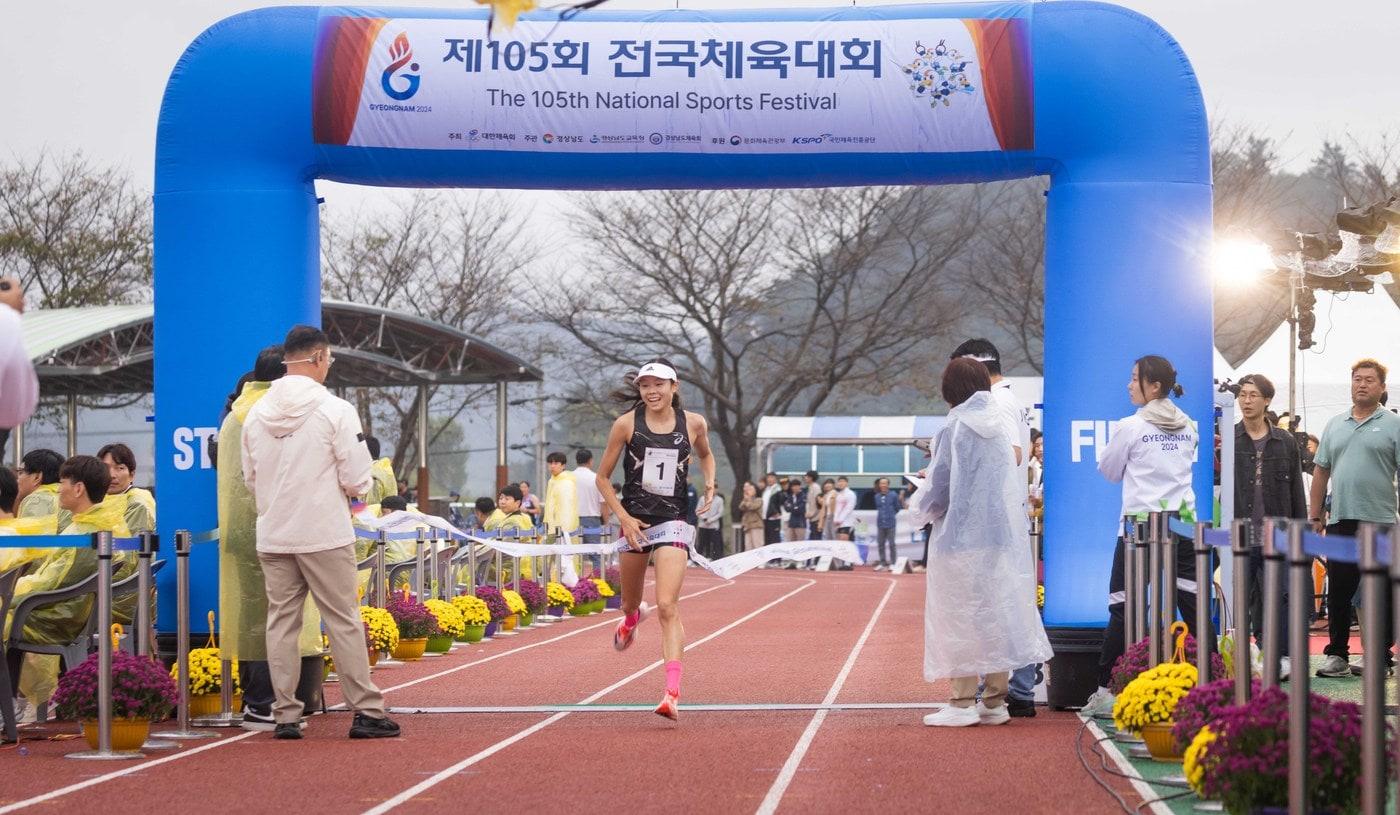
[392,637,429,661]
[568,604,590,617]
[519,612,535,628]
[457,624,486,643]
[605,595,622,610]
[82,718,149,751]
[484,621,499,638]
[548,605,565,617]
[189,692,243,718]
[1140,721,1184,762]
[426,634,455,653]
[502,614,518,631]
[368,648,380,667]
[591,600,606,614]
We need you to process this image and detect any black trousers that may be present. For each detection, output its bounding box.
[1323,520,1394,660]
[1246,548,1289,648]
[240,657,325,715]
[696,528,722,560]
[1097,533,1215,687]
[764,519,781,546]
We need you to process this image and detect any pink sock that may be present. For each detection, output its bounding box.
[665,661,683,696]
[624,610,640,627]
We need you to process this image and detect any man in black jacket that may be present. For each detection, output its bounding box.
[1234,374,1307,681]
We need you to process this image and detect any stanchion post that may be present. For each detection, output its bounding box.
[219,658,233,717]
[154,530,215,740]
[1358,523,1386,815]
[1260,519,1282,688]
[1148,512,1163,666]
[495,549,504,592]
[1133,519,1149,644]
[1231,519,1252,705]
[67,531,141,760]
[375,530,389,608]
[136,531,155,657]
[1123,515,1138,655]
[1287,519,1310,815]
[1159,512,1177,661]
[1194,521,1212,682]
[414,528,427,601]
[467,538,478,594]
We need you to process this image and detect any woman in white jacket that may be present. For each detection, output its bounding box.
[913,358,1052,727]
[1081,355,1211,718]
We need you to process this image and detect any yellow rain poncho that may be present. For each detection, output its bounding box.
[479,509,535,583]
[217,381,321,661]
[354,459,399,562]
[10,498,131,706]
[19,482,71,531]
[109,486,156,535]
[0,515,59,575]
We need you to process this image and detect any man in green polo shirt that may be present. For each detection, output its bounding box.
[1310,358,1400,678]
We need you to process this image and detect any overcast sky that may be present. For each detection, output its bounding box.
[5,0,1399,424]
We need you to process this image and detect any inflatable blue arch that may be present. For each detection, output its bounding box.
[154,2,1212,650]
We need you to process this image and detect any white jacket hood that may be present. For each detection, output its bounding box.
[1138,398,1191,432]
[948,391,1002,440]
[256,375,330,437]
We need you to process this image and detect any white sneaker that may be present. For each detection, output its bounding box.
[911,565,927,573]
[1080,687,1116,719]
[923,705,980,727]
[873,564,887,572]
[976,702,1010,726]
[1316,655,1354,678]
[14,697,36,726]
[1278,657,1291,682]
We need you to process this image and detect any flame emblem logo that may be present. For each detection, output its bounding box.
[380,33,421,101]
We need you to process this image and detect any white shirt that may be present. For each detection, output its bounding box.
[573,465,603,517]
[1098,412,1197,516]
[991,380,1032,485]
[241,375,374,554]
[0,306,37,428]
[698,494,725,529]
[833,487,857,527]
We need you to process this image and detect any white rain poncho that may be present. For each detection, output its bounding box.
[909,390,1052,681]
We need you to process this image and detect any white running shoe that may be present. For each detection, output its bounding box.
[976,702,1010,726]
[1080,687,1117,719]
[873,564,887,572]
[923,706,980,727]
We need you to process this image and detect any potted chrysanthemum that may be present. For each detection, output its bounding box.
[54,651,178,751]
[603,566,622,609]
[502,589,529,629]
[569,579,602,616]
[386,593,439,661]
[423,599,466,653]
[546,582,574,617]
[1110,634,1225,695]
[450,594,491,642]
[475,586,511,636]
[1112,661,1198,761]
[360,605,399,664]
[590,578,614,612]
[517,580,546,624]
[170,645,241,717]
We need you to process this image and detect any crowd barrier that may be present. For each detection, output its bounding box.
[1134,515,1396,815]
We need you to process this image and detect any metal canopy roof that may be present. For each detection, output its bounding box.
[22,301,542,395]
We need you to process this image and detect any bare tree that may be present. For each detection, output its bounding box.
[962,180,1044,374]
[321,190,535,482]
[535,186,980,486]
[0,152,152,307]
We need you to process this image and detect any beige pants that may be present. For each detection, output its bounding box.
[744,528,765,552]
[260,545,386,723]
[949,672,1009,709]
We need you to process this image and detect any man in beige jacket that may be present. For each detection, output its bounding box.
[241,325,399,740]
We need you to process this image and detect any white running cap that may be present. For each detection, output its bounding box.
[636,362,677,382]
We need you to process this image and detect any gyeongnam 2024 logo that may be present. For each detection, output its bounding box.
[380,32,421,101]
[903,39,974,109]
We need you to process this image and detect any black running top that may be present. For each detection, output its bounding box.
[621,404,691,521]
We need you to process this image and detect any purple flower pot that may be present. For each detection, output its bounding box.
[605,595,622,610]
[484,621,499,638]
[548,605,565,616]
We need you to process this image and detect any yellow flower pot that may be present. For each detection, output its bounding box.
[1140,721,1184,762]
[368,648,379,667]
[392,637,428,661]
[502,614,518,631]
[82,718,150,752]
[189,693,243,718]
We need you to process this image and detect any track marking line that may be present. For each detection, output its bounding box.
[343,579,734,701]
[362,577,817,815]
[381,702,946,713]
[1083,717,1174,815]
[755,577,897,815]
[0,731,258,815]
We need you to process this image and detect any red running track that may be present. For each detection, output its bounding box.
[0,571,1143,814]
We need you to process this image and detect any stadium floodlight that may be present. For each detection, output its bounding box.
[1211,237,1275,286]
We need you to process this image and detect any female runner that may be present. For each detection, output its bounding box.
[596,359,716,721]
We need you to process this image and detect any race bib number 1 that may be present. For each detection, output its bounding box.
[642,448,679,496]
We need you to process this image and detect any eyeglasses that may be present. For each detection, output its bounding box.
[284,352,335,367]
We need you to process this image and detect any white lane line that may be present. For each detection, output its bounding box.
[1083,718,1175,815]
[385,702,945,714]
[352,579,734,700]
[362,578,817,815]
[754,577,897,815]
[0,731,258,815]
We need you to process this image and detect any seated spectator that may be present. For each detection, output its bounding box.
[98,443,156,535]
